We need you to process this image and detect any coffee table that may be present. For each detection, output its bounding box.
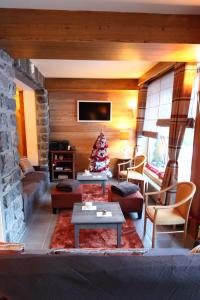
[71,202,125,248]
[77,172,108,195]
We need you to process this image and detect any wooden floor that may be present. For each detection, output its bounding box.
[20,183,194,251]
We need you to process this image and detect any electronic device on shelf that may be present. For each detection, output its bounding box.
[49,140,69,151]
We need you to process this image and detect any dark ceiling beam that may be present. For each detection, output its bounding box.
[45,78,139,91]
[0,9,200,59]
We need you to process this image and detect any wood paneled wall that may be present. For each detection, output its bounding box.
[49,90,138,175]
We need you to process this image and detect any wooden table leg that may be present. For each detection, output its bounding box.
[52,207,57,214]
[117,224,122,247]
[102,181,106,195]
[74,225,79,248]
[139,180,144,196]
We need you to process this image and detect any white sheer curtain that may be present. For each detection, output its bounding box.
[188,69,200,119]
[143,71,174,135]
[178,63,200,181]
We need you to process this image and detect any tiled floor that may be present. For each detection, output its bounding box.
[20,183,194,251]
[20,189,57,250]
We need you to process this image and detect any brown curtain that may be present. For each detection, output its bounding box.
[134,83,148,155]
[161,62,197,204]
[190,68,200,238]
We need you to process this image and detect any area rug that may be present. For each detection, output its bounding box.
[50,184,143,249]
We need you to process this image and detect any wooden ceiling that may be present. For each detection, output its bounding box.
[1,0,200,14]
[0,9,200,61]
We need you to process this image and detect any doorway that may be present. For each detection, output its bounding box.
[15,89,27,158]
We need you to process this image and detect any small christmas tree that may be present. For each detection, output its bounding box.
[89,131,112,177]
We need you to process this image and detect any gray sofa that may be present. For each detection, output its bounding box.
[21,169,49,223]
[0,249,199,300]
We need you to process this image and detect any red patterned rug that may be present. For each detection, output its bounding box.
[50,184,143,249]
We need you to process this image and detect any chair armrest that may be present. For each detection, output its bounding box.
[118,160,132,173]
[152,195,194,210]
[118,160,132,167]
[144,195,163,207]
[144,183,177,207]
[127,160,145,171]
[145,183,177,197]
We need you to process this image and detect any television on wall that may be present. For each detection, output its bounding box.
[77,101,112,122]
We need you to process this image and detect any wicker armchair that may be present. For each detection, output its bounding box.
[144,181,196,248]
[118,155,146,195]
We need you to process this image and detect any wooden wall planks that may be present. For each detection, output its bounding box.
[49,90,138,175]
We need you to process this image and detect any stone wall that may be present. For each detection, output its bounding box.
[35,89,49,170]
[14,59,49,171]
[0,50,25,242]
[14,59,44,88]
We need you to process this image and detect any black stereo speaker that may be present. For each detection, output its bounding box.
[49,140,69,151]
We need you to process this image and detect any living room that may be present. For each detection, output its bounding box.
[0,1,200,299]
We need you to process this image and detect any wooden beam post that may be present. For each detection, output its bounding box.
[0,9,200,59]
[45,78,139,91]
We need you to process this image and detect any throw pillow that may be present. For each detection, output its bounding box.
[111,182,139,197]
[19,157,35,175]
[56,179,80,192]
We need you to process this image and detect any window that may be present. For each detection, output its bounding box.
[143,72,174,176]
[148,127,169,173]
[147,127,195,181]
[178,71,199,181]
[178,128,194,181]
[143,71,174,135]
[188,70,199,119]
[143,67,199,181]
[144,66,199,181]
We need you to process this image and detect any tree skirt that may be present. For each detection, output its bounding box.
[50,184,143,249]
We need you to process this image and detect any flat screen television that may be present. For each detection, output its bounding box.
[77,101,112,122]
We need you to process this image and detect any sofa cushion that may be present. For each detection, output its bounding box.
[21,169,49,223]
[0,254,200,299]
[22,171,48,184]
[20,157,35,174]
[22,182,39,223]
[23,182,39,197]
